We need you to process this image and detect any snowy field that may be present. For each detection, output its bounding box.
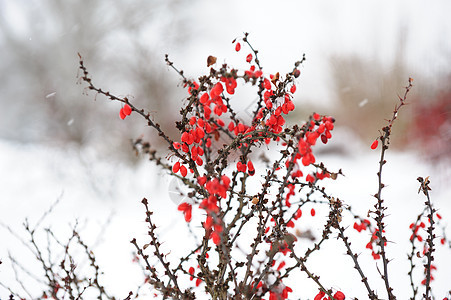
[1,133,449,299]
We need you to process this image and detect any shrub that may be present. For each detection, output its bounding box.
[2,33,449,300]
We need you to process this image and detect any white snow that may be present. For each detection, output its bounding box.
[0,134,449,299]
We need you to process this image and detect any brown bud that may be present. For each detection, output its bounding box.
[251,197,259,205]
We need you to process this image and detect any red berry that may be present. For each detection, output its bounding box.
[177,202,190,212]
[181,132,189,143]
[264,78,271,90]
[172,161,180,173]
[277,261,286,271]
[247,160,255,176]
[184,208,192,222]
[199,93,209,104]
[123,104,132,116]
[211,231,220,245]
[246,53,252,63]
[294,209,302,220]
[203,216,213,230]
[325,120,334,130]
[333,291,345,300]
[216,119,225,126]
[197,176,207,186]
[310,208,316,216]
[237,161,247,173]
[314,291,325,300]
[180,165,188,177]
[371,139,379,149]
[228,122,235,132]
[235,42,241,52]
[119,108,126,119]
[221,175,230,187]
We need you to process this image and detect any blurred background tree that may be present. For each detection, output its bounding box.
[328,29,451,162]
[0,0,449,165]
[0,0,188,162]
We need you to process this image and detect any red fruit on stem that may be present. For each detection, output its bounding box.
[119,108,126,120]
[199,93,209,104]
[333,291,345,300]
[295,209,302,220]
[123,104,132,115]
[211,231,220,245]
[184,208,192,222]
[247,160,255,176]
[197,176,207,186]
[172,161,180,173]
[264,78,271,90]
[371,139,379,149]
[235,42,241,52]
[314,291,325,300]
[195,278,202,287]
[180,165,188,177]
[277,261,286,271]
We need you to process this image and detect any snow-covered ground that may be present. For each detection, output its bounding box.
[1,133,449,299]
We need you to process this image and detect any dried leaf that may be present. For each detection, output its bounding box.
[207,55,217,67]
[271,72,280,85]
